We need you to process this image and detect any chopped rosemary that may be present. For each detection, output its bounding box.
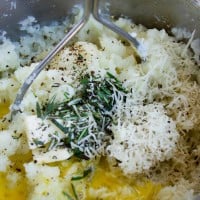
[77,53,83,61]
[32,138,44,146]
[46,131,61,151]
[12,134,22,140]
[63,191,74,200]
[71,183,79,200]
[62,183,79,200]
[63,167,92,199]
[71,167,92,181]
[36,102,42,118]
[36,96,60,120]
[36,72,127,159]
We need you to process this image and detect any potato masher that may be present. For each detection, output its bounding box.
[11,0,144,116]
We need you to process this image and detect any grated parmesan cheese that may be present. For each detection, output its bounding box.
[155,180,195,200]
[107,102,179,174]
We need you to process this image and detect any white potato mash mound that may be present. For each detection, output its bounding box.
[24,162,66,200]
[0,15,199,200]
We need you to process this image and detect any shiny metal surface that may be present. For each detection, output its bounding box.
[93,0,143,60]
[98,0,200,38]
[1,0,199,39]
[10,0,91,116]
[0,0,83,40]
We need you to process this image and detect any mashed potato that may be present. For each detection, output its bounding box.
[0,15,199,200]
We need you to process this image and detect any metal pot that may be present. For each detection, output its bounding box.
[0,0,199,40]
[99,0,200,38]
[0,0,199,199]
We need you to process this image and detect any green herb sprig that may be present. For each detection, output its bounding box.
[71,167,92,181]
[62,167,92,200]
[36,72,127,159]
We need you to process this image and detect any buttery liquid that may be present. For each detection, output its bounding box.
[0,102,29,200]
[0,101,10,119]
[86,159,161,199]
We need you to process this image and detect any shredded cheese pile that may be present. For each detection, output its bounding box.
[108,102,179,174]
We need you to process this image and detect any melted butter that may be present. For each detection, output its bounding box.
[0,154,161,199]
[87,159,161,199]
[0,173,28,200]
[0,101,10,118]
[10,151,33,173]
[0,152,32,200]
[90,169,160,199]
[52,158,77,177]
[58,158,162,199]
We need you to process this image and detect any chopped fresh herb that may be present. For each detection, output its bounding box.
[71,183,79,200]
[77,54,83,61]
[36,96,60,120]
[32,138,44,146]
[44,96,60,118]
[51,119,68,133]
[46,138,57,151]
[63,191,74,200]
[64,92,70,100]
[36,72,127,159]
[80,76,89,85]
[12,134,22,140]
[106,72,128,93]
[63,167,92,199]
[71,167,92,181]
[72,147,89,160]
[36,102,42,118]
[46,131,61,151]
[77,128,88,141]
[67,98,82,106]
